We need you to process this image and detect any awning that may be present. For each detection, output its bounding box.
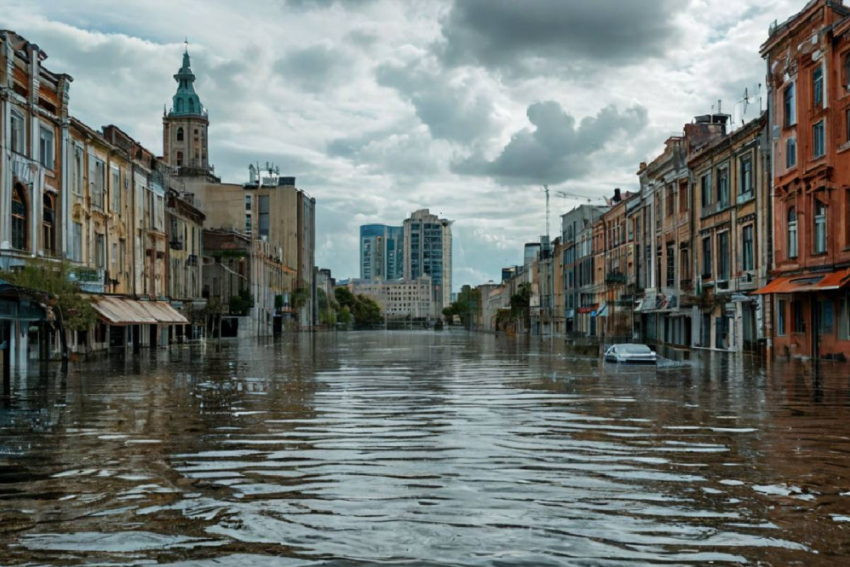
[753,268,850,295]
[91,296,189,326]
[143,300,190,324]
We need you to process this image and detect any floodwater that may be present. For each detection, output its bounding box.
[2,332,850,566]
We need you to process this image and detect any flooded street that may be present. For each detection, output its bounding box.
[2,331,850,565]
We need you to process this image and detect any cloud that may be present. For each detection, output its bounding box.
[376,59,497,144]
[438,0,686,75]
[5,0,784,288]
[274,43,351,92]
[453,101,648,186]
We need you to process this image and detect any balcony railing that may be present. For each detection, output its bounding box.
[606,272,627,284]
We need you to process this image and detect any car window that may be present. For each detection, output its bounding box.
[620,345,651,355]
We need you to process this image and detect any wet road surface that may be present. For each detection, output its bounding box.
[2,331,850,565]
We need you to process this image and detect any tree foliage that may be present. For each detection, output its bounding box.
[333,287,382,327]
[2,260,97,331]
[443,285,480,327]
[229,288,254,316]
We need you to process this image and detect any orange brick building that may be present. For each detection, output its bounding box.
[759,0,850,360]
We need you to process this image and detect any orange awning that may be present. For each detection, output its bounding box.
[753,268,850,295]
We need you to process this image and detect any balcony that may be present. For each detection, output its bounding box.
[186,254,198,267]
[606,272,627,284]
[680,278,693,292]
[169,239,184,251]
[71,268,106,294]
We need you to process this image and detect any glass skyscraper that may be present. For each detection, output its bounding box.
[360,224,404,281]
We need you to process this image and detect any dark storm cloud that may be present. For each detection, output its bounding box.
[376,61,495,144]
[274,44,350,92]
[439,0,686,73]
[453,101,648,186]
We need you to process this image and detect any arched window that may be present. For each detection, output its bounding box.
[188,98,195,113]
[787,206,798,259]
[176,151,183,167]
[176,127,184,142]
[194,128,199,140]
[43,193,55,253]
[176,99,183,113]
[11,183,27,251]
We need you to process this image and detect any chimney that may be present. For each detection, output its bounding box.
[613,188,621,203]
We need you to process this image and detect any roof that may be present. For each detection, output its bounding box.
[754,268,850,295]
[91,296,188,326]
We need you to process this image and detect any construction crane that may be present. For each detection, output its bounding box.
[539,186,604,241]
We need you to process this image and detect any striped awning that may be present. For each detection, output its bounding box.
[91,296,188,326]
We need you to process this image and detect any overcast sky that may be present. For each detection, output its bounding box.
[4,0,799,289]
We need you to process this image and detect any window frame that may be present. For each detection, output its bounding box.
[777,299,787,336]
[39,126,55,170]
[788,206,798,259]
[784,82,796,127]
[701,172,713,208]
[718,230,730,281]
[11,183,28,251]
[814,200,827,254]
[717,166,730,208]
[813,65,824,108]
[813,120,826,159]
[702,236,712,278]
[742,224,754,272]
[786,137,797,169]
[42,193,55,254]
[10,109,25,155]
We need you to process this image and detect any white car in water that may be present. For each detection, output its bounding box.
[604,344,657,365]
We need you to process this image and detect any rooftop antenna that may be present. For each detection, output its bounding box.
[542,185,550,240]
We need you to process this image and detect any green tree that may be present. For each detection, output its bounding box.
[229,288,254,316]
[2,260,98,360]
[510,282,532,332]
[444,285,480,328]
[334,286,356,310]
[353,294,383,327]
[338,305,352,326]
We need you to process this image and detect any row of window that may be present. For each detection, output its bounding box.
[785,200,828,259]
[10,110,55,170]
[699,155,753,211]
[700,225,755,280]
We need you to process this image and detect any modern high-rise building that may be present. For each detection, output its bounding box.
[403,209,452,311]
[359,224,404,281]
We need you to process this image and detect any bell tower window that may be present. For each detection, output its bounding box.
[176,127,184,141]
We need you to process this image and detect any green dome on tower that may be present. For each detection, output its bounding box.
[169,46,205,117]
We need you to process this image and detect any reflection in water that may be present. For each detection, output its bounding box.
[1,332,850,565]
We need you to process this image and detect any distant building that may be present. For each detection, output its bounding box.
[403,209,453,312]
[524,243,541,269]
[360,224,404,280]
[349,277,434,319]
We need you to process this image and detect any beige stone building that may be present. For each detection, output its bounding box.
[349,277,434,319]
